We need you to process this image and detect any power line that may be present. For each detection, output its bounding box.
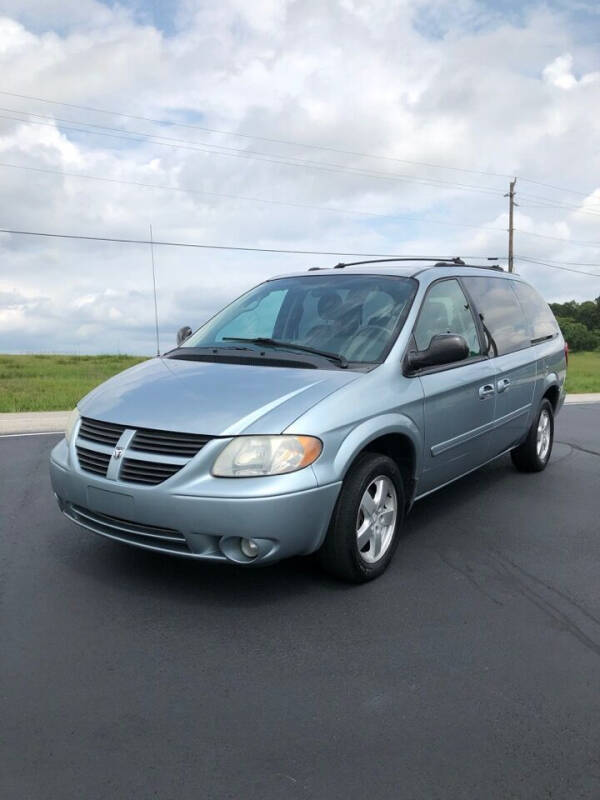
[514,229,600,248]
[0,111,506,198]
[0,161,507,235]
[510,180,600,249]
[520,191,600,208]
[519,203,600,216]
[519,202,600,217]
[3,100,599,259]
[522,258,600,267]
[518,192,600,216]
[0,226,485,258]
[0,143,600,247]
[515,256,600,278]
[1,223,597,278]
[6,111,600,243]
[2,90,596,201]
[518,177,595,199]
[0,105,322,162]
[1,225,597,277]
[0,89,514,181]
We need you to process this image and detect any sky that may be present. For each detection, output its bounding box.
[0,0,599,354]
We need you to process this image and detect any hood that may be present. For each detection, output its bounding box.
[79,357,360,435]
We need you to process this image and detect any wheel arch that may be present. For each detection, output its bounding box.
[332,415,421,504]
[542,380,560,412]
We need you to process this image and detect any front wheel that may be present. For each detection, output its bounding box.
[511,399,554,473]
[317,452,405,583]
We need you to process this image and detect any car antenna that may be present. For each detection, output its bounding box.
[149,223,161,356]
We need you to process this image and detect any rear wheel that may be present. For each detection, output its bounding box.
[511,399,554,473]
[317,452,405,583]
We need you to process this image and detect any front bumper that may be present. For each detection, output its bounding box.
[50,438,341,565]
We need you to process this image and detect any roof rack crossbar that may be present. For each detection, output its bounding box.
[308,257,504,272]
[332,257,465,269]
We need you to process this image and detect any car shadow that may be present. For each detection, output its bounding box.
[56,523,346,608]
[403,453,514,536]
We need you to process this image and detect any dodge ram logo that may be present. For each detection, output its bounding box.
[113,446,124,460]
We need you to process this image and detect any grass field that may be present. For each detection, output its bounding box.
[0,351,597,413]
[565,351,600,394]
[0,355,147,412]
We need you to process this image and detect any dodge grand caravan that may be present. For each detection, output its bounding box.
[50,258,566,582]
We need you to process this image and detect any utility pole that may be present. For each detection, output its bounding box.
[505,177,517,273]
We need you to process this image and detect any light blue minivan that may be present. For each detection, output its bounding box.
[50,258,566,582]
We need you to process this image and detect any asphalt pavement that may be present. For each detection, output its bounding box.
[1,404,600,799]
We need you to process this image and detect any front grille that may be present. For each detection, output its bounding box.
[79,417,125,447]
[130,428,210,458]
[67,504,190,553]
[120,457,183,486]
[76,445,111,477]
[75,418,213,486]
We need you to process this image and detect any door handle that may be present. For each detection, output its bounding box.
[479,384,495,399]
[497,377,511,393]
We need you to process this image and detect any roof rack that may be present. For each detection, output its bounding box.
[309,257,503,272]
[332,257,465,269]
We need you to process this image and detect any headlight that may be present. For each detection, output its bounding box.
[65,407,80,444]
[212,435,322,477]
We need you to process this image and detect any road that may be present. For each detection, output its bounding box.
[1,404,599,799]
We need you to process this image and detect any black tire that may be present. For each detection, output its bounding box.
[317,452,405,583]
[511,398,554,473]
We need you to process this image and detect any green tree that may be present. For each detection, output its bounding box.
[550,300,579,319]
[550,298,600,332]
[578,300,600,331]
[556,317,599,351]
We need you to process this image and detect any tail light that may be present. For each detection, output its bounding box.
[564,341,569,366]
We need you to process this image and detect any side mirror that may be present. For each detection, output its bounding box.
[407,333,469,371]
[176,325,193,346]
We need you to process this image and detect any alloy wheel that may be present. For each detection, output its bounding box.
[356,475,398,564]
[536,408,551,462]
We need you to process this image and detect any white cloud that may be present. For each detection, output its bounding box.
[543,52,600,89]
[1,0,599,354]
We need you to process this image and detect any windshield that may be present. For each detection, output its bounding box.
[181,274,417,364]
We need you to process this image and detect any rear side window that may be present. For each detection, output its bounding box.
[511,281,559,342]
[462,277,530,356]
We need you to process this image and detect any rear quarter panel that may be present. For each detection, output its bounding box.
[532,335,567,413]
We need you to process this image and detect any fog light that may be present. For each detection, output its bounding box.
[240,538,259,558]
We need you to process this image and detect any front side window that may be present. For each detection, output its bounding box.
[181,274,417,365]
[511,281,559,342]
[462,276,530,356]
[414,279,482,356]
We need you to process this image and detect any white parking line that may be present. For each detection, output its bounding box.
[0,431,63,438]
[565,395,600,405]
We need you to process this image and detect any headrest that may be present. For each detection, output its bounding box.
[317,291,343,320]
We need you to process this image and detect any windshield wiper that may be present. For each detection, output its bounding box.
[166,344,255,359]
[531,333,555,345]
[222,337,348,368]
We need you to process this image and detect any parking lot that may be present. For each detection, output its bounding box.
[1,403,599,799]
